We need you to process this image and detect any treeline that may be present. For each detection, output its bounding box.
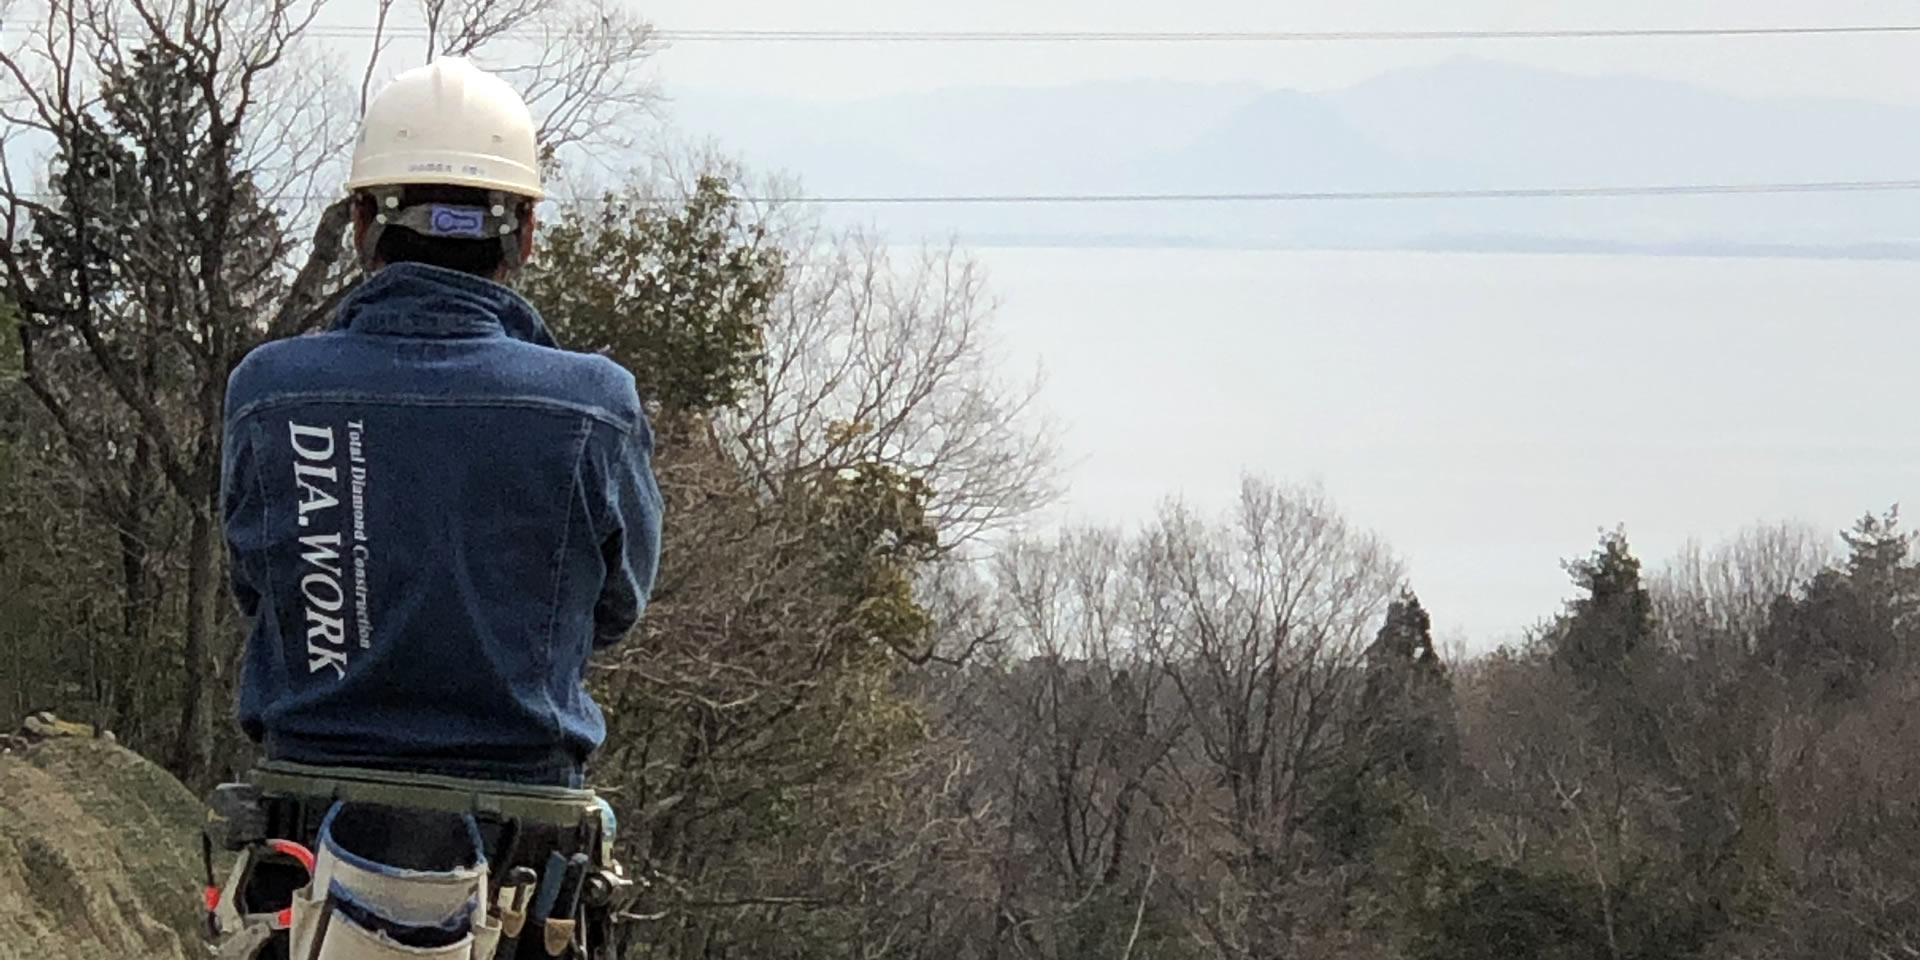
[880,508,1920,960]
[2,3,1917,958]
[638,496,1915,960]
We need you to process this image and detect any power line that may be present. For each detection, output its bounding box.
[8,21,1920,43]
[11,179,1920,206]
[653,25,1920,43]
[769,181,1920,203]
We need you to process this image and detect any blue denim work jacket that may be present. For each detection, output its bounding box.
[220,262,662,786]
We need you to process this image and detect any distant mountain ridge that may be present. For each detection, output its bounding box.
[662,59,1920,256]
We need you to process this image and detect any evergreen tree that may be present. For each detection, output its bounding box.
[1555,530,1656,698]
[1547,531,1673,769]
[3,42,287,780]
[1760,507,1920,702]
[1357,591,1457,794]
[1313,591,1458,862]
[520,175,785,420]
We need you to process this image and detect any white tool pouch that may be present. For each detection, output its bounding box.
[288,801,500,960]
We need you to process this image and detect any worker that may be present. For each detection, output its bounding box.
[221,56,660,789]
[212,56,660,959]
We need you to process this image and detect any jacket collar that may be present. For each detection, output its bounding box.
[331,262,558,348]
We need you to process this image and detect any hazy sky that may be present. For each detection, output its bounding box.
[973,246,1920,652]
[594,0,1920,649]
[631,0,1920,105]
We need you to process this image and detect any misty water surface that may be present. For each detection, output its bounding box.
[977,247,1920,650]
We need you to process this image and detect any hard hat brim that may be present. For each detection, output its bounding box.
[345,173,546,201]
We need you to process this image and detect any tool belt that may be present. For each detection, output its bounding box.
[200,761,640,960]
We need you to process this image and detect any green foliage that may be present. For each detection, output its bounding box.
[0,42,281,780]
[0,297,19,378]
[1554,529,1656,692]
[1356,686,1649,958]
[522,175,784,415]
[1357,591,1457,789]
[508,162,953,960]
[1407,855,1602,960]
[1,297,21,450]
[1547,530,1676,775]
[586,418,940,958]
[1841,506,1916,589]
[801,442,942,654]
[1388,830,1718,960]
[1309,760,1410,863]
[1311,592,1458,864]
[16,44,284,336]
[1760,507,1920,701]
[1057,883,1208,960]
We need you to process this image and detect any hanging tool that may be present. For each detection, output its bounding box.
[488,819,522,918]
[543,853,590,957]
[527,851,569,925]
[493,866,539,960]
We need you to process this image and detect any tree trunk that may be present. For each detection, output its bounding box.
[170,498,217,786]
[113,516,152,738]
[113,436,160,740]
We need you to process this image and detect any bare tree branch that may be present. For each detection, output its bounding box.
[266,197,354,341]
[359,0,397,115]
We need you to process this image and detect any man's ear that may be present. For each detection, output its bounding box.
[350,197,372,259]
[517,204,538,267]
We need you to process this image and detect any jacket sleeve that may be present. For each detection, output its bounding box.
[219,407,269,745]
[592,414,663,648]
[220,417,263,622]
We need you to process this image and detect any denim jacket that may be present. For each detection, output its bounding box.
[221,262,662,786]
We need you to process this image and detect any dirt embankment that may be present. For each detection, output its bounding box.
[0,736,207,960]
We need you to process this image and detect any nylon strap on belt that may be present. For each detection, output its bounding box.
[247,761,600,828]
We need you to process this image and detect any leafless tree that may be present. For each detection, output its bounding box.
[964,526,1190,956]
[1653,520,1832,664]
[1,0,323,781]
[721,220,1062,550]
[1133,476,1402,958]
[583,175,1062,948]
[1764,661,1920,960]
[1457,645,1653,958]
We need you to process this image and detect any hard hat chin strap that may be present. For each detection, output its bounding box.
[357,186,528,272]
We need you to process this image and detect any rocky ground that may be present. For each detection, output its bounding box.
[0,732,207,960]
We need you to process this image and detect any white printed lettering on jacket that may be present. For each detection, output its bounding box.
[289,422,349,678]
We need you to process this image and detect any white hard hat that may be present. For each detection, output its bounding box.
[346,57,543,200]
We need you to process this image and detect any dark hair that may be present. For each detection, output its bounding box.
[357,184,526,277]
